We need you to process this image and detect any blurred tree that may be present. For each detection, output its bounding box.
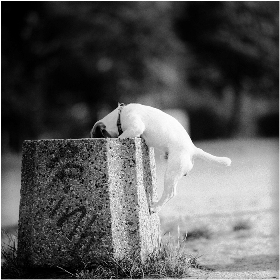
[175,1,279,135]
[4,2,277,150]
[2,2,45,150]
[2,2,183,151]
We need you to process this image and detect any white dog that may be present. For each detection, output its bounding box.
[91,103,231,213]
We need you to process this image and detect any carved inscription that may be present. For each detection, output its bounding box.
[46,143,104,254]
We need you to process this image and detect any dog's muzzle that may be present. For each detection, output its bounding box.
[91,103,125,139]
[90,122,112,138]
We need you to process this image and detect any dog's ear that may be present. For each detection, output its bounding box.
[90,122,112,138]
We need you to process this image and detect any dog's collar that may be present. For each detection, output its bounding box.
[117,103,125,136]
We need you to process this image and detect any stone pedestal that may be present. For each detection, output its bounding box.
[18,138,160,267]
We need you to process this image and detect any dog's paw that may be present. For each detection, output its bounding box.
[149,204,161,214]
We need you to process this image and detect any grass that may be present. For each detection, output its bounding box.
[0,219,253,278]
[75,243,191,279]
[1,232,205,279]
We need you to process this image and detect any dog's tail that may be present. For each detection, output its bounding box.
[195,148,231,166]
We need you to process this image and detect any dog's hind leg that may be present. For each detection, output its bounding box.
[151,153,188,213]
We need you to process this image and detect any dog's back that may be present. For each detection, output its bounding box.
[122,104,194,152]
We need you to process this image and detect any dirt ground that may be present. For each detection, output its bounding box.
[158,139,279,279]
[184,210,278,278]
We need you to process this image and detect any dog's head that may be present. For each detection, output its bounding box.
[90,122,112,138]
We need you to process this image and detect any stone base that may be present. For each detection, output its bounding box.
[18,138,160,267]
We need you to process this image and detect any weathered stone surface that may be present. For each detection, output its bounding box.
[18,138,160,267]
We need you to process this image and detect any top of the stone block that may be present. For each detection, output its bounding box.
[23,138,145,143]
[22,138,148,147]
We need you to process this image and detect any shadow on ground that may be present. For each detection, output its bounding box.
[208,254,279,272]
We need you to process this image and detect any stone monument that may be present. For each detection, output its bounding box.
[18,138,160,267]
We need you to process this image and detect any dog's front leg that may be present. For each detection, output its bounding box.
[118,129,140,139]
[118,118,145,139]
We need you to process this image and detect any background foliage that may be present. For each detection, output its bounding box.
[2,2,279,152]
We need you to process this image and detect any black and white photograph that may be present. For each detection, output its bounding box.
[1,1,279,278]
